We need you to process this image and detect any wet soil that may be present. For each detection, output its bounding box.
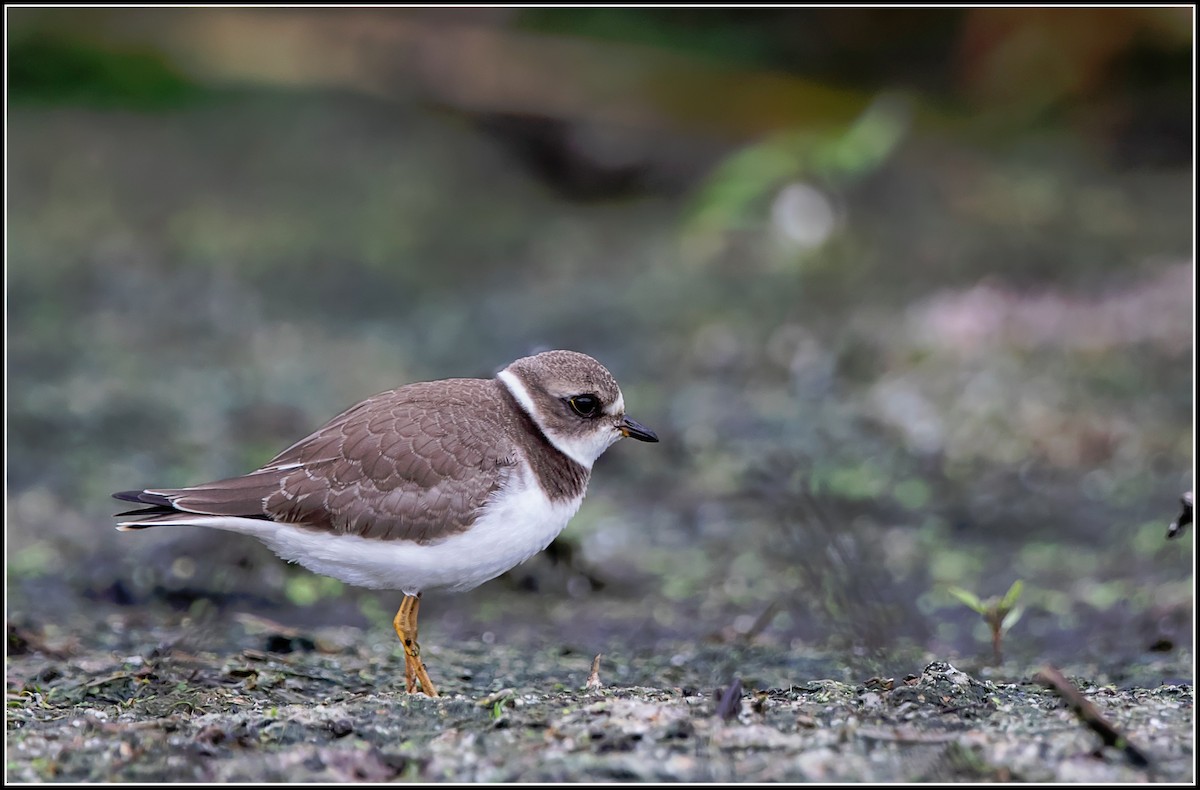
[6,610,1193,782]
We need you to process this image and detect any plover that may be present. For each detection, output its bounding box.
[113,350,658,696]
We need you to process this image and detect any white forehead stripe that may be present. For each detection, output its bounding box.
[498,368,619,469]
[606,391,625,417]
[498,368,540,421]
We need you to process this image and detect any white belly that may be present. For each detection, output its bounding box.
[164,469,585,596]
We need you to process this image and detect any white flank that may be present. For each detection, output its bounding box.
[497,368,623,469]
[117,468,582,596]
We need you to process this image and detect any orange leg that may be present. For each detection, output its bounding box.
[392,594,439,697]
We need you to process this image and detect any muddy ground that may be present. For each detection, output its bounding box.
[6,607,1193,783]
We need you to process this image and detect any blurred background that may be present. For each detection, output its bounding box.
[7,7,1194,676]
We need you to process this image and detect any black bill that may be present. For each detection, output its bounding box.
[619,416,659,442]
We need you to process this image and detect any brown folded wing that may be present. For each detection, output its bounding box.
[146,379,518,543]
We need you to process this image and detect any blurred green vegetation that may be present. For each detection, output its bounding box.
[518,8,783,69]
[8,31,206,109]
[686,94,911,244]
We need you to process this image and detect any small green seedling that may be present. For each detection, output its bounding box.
[947,580,1024,665]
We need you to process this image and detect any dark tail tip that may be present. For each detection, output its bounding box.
[113,490,173,508]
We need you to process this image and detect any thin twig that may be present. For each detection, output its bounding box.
[742,601,781,643]
[713,677,743,721]
[1035,665,1151,768]
[585,654,603,691]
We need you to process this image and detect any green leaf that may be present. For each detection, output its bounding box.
[1001,605,1024,633]
[946,586,985,614]
[1000,580,1024,610]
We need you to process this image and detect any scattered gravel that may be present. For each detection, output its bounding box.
[6,620,1192,782]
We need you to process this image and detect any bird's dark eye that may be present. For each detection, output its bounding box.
[567,394,601,418]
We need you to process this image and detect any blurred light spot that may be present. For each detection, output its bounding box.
[731,551,764,578]
[1080,469,1115,501]
[722,575,748,600]
[1073,579,1129,610]
[132,565,154,589]
[929,548,984,584]
[481,631,495,645]
[935,620,961,644]
[285,576,319,606]
[915,591,941,616]
[9,542,59,577]
[893,479,931,510]
[771,182,836,250]
[732,614,757,634]
[582,516,627,557]
[358,596,385,626]
[869,377,944,454]
[171,556,196,580]
[1132,520,1171,558]
[820,462,888,500]
[881,526,920,579]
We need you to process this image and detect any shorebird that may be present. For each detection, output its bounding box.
[114,350,658,696]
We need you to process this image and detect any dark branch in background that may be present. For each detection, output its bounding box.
[1165,491,1191,539]
[1035,664,1151,768]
